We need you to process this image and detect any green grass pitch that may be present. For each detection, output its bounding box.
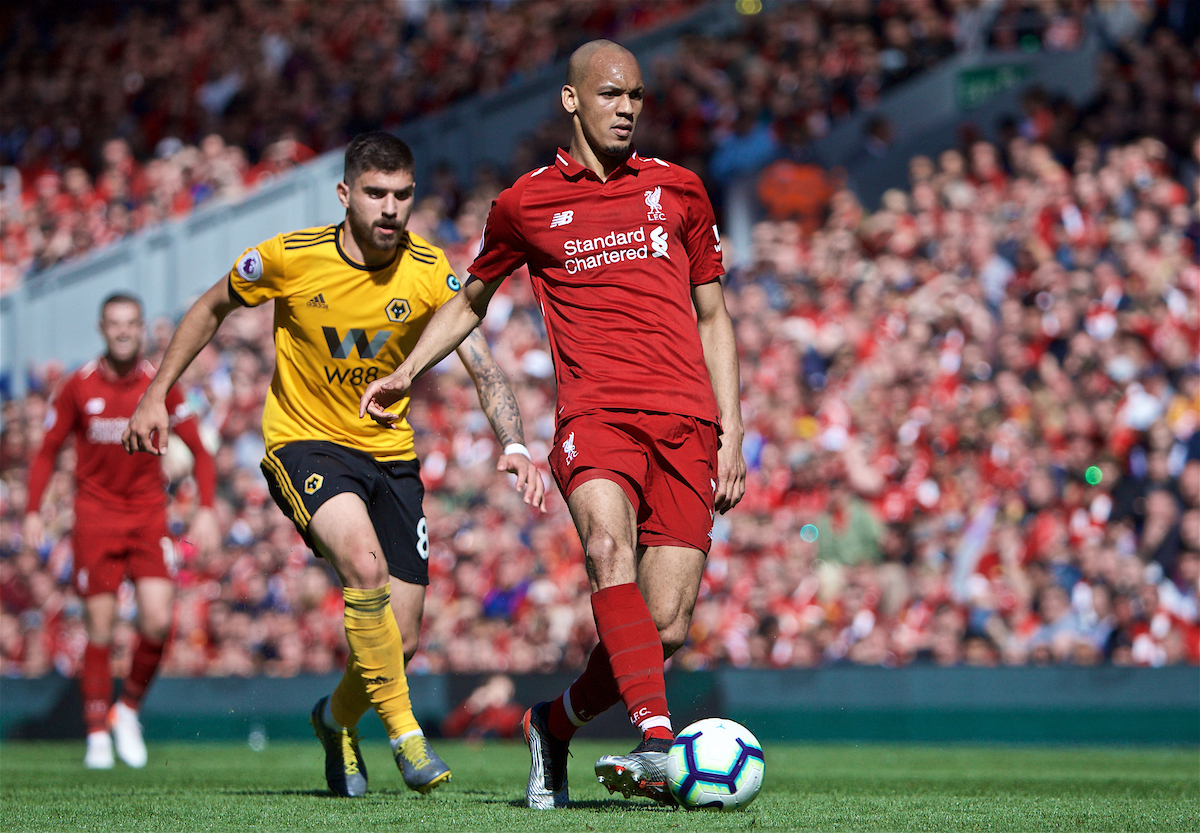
[1,739,1195,832]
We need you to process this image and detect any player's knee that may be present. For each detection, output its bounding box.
[83,615,116,644]
[138,597,173,634]
[583,531,633,574]
[338,551,390,589]
[138,602,174,643]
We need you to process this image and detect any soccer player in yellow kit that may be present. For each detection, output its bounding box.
[124,131,545,797]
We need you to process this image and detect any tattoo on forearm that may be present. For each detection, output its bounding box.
[464,334,525,448]
[479,365,525,447]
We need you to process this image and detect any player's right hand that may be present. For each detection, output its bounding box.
[359,367,414,427]
[123,396,170,455]
[498,450,548,512]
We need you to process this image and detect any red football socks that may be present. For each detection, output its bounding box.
[118,636,166,710]
[81,643,112,734]
[548,641,620,741]
[549,583,672,743]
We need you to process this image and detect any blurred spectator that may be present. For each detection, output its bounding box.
[860,115,895,161]
[441,674,525,740]
[755,160,835,235]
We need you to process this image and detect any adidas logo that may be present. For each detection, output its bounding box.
[307,293,328,309]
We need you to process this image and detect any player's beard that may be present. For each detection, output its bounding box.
[347,209,403,257]
[597,126,634,159]
[600,141,630,157]
[106,337,142,370]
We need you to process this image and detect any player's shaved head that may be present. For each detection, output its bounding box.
[562,39,644,170]
[566,39,637,89]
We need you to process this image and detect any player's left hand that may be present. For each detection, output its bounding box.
[498,451,547,512]
[123,394,170,455]
[714,431,746,514]
[359,367,415,427]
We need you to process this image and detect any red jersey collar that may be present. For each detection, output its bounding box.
[554,148,648,181]
[97,356,147,385]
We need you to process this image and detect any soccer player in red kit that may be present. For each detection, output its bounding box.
[23,293,217,769]
[359,40,745,808]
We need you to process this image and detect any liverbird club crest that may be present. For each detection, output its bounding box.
[644,186,666,222]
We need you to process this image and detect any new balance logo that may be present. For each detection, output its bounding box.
[323,327,393,359]
[550,210,574,228]
[712,224,722,253]
[563,431,578,465]
[307,293,328,309]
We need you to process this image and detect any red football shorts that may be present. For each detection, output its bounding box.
[71,507,176,597]
[547,409,719,554]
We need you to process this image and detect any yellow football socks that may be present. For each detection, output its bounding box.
[329,653,372,730]
[340,585,419,738]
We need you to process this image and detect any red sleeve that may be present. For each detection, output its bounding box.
[166,387,216,508]
[26,377,79,511]
[681,172,724,286]
[468,183,529,284]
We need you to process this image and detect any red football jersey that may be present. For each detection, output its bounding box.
[469,149,724,425]
[26,359,215,515]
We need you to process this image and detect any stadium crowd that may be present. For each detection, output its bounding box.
[0,0,984,289]
[1,3,1198,678]
[3,121,1197,677]
[0,0,705,287]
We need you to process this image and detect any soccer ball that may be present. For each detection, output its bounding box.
[665,718,765,810]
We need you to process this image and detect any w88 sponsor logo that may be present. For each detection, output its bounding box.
[323,365,381,386]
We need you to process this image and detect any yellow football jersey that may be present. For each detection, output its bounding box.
[228,223,461,461]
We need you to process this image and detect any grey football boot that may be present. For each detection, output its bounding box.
[394,734,452,793]
[595,735,675,805]
[310,696,368,797]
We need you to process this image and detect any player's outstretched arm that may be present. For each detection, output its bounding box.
[360,276,502,422]
[693,279,746,514]
[25,375,78,548]
[123,276,241,456]
[456,328,547,512]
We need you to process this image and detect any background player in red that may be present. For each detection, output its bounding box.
[359,39,746,808]
[23,293,217,769]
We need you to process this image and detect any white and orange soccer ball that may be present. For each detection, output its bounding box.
[665,718,765,810]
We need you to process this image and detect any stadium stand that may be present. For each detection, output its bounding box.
[0,0,705,288]
[1,2,1197,677]
[0,0,974,290]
